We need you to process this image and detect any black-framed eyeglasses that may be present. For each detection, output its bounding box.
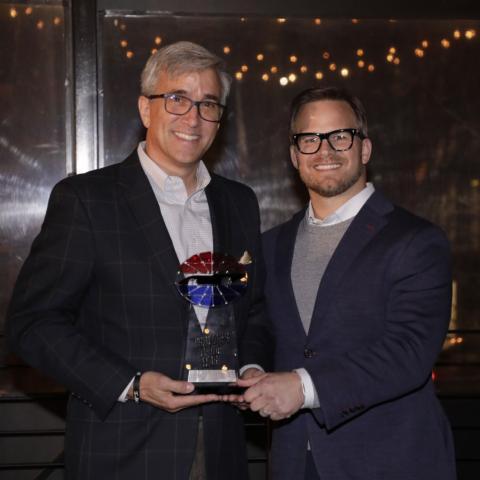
[146,93,225,123]
[291,128,366,154]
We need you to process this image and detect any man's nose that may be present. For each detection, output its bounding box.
[318,138,334,155]
[182,104,201,126]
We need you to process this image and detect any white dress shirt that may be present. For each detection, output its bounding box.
[138,141,213,329]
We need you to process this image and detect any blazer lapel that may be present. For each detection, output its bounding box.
[205,176,232,254]
[117,152,180,284]
[276,210,308,340]
[308,191,393,333]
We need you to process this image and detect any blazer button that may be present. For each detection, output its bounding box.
[304,348,314,358]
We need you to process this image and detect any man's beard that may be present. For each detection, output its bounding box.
[299,163,363,198]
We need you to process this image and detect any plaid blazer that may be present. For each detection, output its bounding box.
[7,152,272,480]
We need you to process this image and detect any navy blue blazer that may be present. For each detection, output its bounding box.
[7,152,272,480]
[263,190,456,480]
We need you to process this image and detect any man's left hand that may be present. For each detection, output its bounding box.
[237,371,304,420]
[221,367,264,408]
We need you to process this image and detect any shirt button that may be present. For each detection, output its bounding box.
[304,348,314,358]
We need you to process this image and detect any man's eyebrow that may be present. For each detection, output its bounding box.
[168,89,220,102]
[203,94,221,102]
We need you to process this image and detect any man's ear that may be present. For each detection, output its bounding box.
[361,138,372,165]
[138,96,151,128]
[290,145,299,169]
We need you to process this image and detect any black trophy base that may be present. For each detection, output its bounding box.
[193,382,245,395]
[186,369,243,394]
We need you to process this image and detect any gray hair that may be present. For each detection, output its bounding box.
[290,87,368,137]
[140,41,232,104]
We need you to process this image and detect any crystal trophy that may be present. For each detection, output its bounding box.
[175,251,250,393]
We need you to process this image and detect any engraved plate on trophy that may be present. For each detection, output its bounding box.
[175,251,249,393]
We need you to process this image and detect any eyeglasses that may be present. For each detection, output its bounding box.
[292,128,365,154]
[146,93,225,123]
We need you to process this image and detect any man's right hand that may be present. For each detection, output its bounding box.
[132,371,220,412]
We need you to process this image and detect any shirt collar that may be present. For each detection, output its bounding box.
[307,183,375,227]
[137,141,211,195]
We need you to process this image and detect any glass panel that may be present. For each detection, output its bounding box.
[108,14,480,397]
[0,3,69,337]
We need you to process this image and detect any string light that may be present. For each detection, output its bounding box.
[10,8,18,18]
[465,29,476,39]
[151,48,157,55]
[351,19,359,24]
[449,336,463,345]
[471,179,480,188]
[36,20,44,30]
[441,38,451,48]
[25,7,33,15]
[53,17,62,26]
[108,18,476,84]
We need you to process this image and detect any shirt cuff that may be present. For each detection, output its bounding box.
[239,364,264,376]
[118,376,135,402]
[294,368,320,409]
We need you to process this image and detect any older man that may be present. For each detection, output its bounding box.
[239,87,456,480]
[7,41,271,480]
